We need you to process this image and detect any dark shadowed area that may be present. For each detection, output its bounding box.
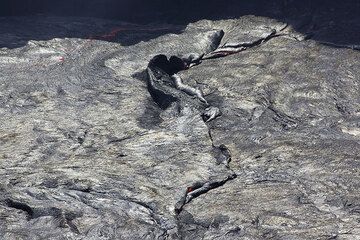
[0,0,359,48]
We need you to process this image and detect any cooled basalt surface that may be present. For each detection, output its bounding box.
[0,15,359,240]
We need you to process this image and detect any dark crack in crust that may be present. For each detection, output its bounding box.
[147,54,213,114]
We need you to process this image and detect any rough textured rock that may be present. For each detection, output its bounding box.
[0,13,360,240]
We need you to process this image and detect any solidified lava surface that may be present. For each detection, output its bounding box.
[0,7,360,240]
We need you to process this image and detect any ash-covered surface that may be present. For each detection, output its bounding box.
[0,12,360,240]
